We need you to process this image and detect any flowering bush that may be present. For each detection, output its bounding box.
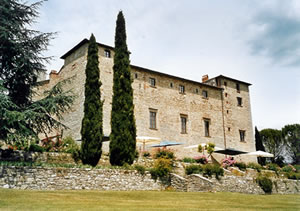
[194,155,208,164]
[221,157,236,168]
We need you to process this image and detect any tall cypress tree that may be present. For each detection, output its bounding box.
[110,11,136,166]
[80,34,103,167]
[255,126,266,165]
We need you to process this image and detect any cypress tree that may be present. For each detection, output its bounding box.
[110,11,136,166]
[255,126,266,165]
[80,34,103,167]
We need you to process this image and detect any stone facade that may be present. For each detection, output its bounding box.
[35,38,256,162]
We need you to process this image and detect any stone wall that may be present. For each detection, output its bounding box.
[0,166,165,191]
[0,165,299,194]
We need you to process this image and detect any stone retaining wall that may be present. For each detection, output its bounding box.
[0,166,164,191]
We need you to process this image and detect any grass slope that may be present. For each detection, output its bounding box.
[0,189,299,210]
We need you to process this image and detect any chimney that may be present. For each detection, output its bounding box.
[202,74,209,83]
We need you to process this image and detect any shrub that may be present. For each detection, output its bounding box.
[222,157,236,168]
[182,157,196,163]
[281,164,296,173]
[247,162,263,172]
[294,165,300,172]
[185,164,202,175]
[142,151,150,157]
[234,162,247,171]
[266,163,280,173]
[154,148,174,160]
[28,144,45,153]
[150,158,172,180]
[194,155,208,164]
[256,176,273,194]
[61,136,79,153]
[286,172,300,180]
[198,144,203,153]
[134,164,146,175]
[205,142,215,155]
[203,164,224,179]
[71,148,81,164]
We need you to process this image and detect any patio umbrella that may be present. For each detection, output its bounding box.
[151,140,184,148]
[214,148,248,155]
[246,150,274,157]
[136,136,161,151]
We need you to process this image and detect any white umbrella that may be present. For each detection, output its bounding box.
[246,150,274,158]
[136,136,161,151]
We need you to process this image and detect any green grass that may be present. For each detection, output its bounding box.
[0,189,299,210]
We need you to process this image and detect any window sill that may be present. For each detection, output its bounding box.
[150,85,157,88]
[149,128,158,130]
[179,92,186,95]
[202,97,209,100]
[181,132,187,134]
[204,136,211,138]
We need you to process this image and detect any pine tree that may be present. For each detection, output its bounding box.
[110,11,136,166]
[255,126,266,165]
[80,34,103,167]
[0,0,74,144]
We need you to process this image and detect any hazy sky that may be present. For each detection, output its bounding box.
[32,0,299,130]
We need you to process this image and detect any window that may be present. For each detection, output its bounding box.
[224,81,227,86]
[202,90,208,98]
[237,97,242,106]
[149,78,156,87]
[180,115,187,134]
[225,93,228,97]
[204,119,210,137]
[104,49,111,58]
[228,127,231,131]
[170,82,173,88]
[236,83,240,92]
[149,110,157,129]
[179,85,185,94]
[195,88,199,94]
[134,73,138,79]
[239,130,246,142]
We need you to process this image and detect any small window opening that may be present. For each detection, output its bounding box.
[202,90,208,98]
[149,78,156,87]
[104,49,111,58]
[179,85,185,94]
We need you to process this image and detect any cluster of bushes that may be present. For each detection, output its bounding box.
[231,162,300,180]
[185,164,224,179]
[150,149,174,180]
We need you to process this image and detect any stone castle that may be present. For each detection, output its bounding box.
[37,38,256,162]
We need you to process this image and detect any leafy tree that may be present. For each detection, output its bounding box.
[110,11,136,166]
[255,126,266,165]
[80,34,103,167]
[282,124,300,164]
[0,0,74,145]
[260,128,284,164]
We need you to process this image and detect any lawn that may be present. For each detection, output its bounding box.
[0,189,299,210]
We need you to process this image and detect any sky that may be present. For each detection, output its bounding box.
[32,0,299,130]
